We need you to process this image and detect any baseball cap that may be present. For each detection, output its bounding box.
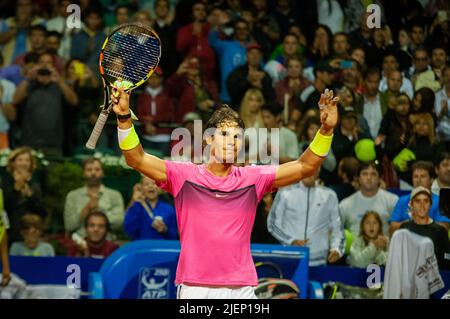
[410,186,432,201]
[247,43,263,53]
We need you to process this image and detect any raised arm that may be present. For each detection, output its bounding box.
[112,88,167,182]
[273,89,338,189]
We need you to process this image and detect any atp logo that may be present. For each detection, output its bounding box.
[138,267,171,299]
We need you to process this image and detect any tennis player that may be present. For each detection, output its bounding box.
[112,87,338,299]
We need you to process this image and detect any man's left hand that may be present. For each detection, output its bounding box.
[328,250,340,263]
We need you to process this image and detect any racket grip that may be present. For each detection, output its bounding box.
[85,112,109,149]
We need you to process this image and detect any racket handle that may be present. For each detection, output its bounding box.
[85,111,109,149]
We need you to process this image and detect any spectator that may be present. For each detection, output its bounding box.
[340,59,363,93]
[69,211,119,258]
[226,43,273,107]
[379,53,414,99]
[411,87,436,121]
[366,25,395,68]
[432,152,450,196]
[0,0,45,65]
[133,9,153,26]
[70,8,106,71]
[274,56,310,117]
[435,64,450,146]
[260,102,299,164]
[169,112,203,163]
[0,221,10,286]
[239,88,264,129]
[332,32,350,60]
[251,193,277,244]
[10,214,54,257]
[350,47,366,71]
[47,0,79,60]
[349,12,373,51]
[329,156,359,201]
[209,16,254,102]
[104,5,130,34]
[1,147,46,244]
[265,33,302,82]
[12,25,47,66]
[124,176,178,240]
[268,170,344,266]
[307,24,333,66]
[390,161,450,236]
[153,0,178,77]
[407,47,431,87]
[176,2,216,81]
[357,67,388,139]
[339,161,399,236]
[347,211,389,268]
[415,46,449,92]
[12,51,78,156]
[301,60,333,112]
[167,56,219,123]
[408,21,426,52]
[64,157,125,238]
[0,51,38,86]
[272,0,299,38]
[399,186,450,269]
[0,73,16,149]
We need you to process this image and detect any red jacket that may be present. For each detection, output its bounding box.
[166,73,219,123]
[136,88,175,135]
[176,22,216,81]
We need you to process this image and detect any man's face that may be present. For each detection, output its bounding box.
[234,22,250,42]
[46,36,60,54]
[333,34,349,55]
[351,49,365,66]
[192,3,206,22]
[283,35,298,56]
[30,30,46,51]
[394,95,410,116]
[22,227,40,249]
[155,0,169,18]
[116,7,129,25]
[431,48,448,69]
[436,159,450,185]
[287,60,302,78]
[342,62,359,85]
[86,216,107,243]
[83,161,104,186]
[86,13,102,31]
[364,73,380,96]
[17,0,32,17]
[209,123,243,164]
[413,50,429,72]
[261,110,278,129]
[382,56,399,74]
[410,26,424,46]
[141,177,159,201]
[410,194,431,219]
[247,49,262,68]
[412,168,432,189]
[387,71,402,93]
[317,70,331,85]
[358,166,380,193]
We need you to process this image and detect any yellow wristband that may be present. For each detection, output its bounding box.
[118,125,140,150]
[309,131,333,157]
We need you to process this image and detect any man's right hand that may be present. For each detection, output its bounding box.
[111,87,131,116]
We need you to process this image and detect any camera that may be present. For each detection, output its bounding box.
[37,68,51,76]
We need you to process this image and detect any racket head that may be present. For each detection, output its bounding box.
[99,23,161,92]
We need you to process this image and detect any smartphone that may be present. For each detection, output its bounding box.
[340,60,353,69]
[73,61,85,78]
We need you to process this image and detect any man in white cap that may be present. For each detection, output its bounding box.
[399,186,450,269]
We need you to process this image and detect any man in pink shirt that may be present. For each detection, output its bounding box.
[112,86,338,299]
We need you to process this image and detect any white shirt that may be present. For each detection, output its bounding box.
[339,189,399,236]
[363,93,383,138]
[383,229,444,299]
[0,78,15,133]
[379,73,414,99]
[268,182,344,266]
[434,88,450,141]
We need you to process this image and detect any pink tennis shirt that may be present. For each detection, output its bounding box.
[156,161,278,287]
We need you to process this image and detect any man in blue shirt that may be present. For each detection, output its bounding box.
[124,176,178,240]
[389,161,450,236]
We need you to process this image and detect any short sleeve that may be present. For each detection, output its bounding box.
[156,161,196,197]
[251,165,278,201]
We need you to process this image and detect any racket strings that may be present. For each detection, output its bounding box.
[101,27,161,85]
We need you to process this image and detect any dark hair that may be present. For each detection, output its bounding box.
[28,25,47,36]
[204,104,245,131]
[333,32,349,41]
[82,157,103,170]
[414,46,429,58]
[340,157,360,182]
[84,211,110,232]
[46,30,61,40]
[411,161,435,179]
[431,45,449,56]
[20,213,44,232]
[359,211,384,245]
[261,101,283,117]
[115,4,129,15]
[24,51,40,64]
[363,66,381,80]
[413,87,435,114]
[383,51,399,64]
[284,32,299,42]
[299,116,320,141]
[435,152,450,168]
[357,161,382,177]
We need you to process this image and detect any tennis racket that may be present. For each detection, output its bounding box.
[86,23,161,149]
